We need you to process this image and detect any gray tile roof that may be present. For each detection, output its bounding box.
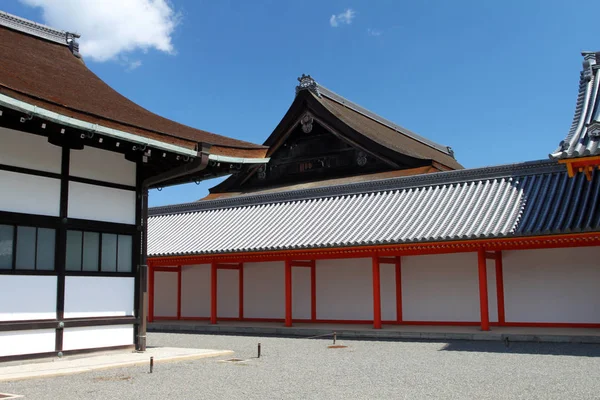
[551,52,600,159]
[148,160,600,256]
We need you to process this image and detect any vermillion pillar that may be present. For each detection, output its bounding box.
[285,259,292,327]
[372,256,382,329]
[477,249,490,331]
[211,262,217,324]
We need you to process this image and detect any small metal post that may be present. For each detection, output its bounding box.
[149,356,154,373]
[258,343,261,358]
[333,332,337,345]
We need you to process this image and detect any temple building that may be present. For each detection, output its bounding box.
[148,55,600,332]
[0,11,267,360]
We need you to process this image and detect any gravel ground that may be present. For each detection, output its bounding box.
[3,332,600,399]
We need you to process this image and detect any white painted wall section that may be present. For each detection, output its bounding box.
[380,262,397,322]
[154,271,177,317]
[487,259,498,323]
[244,262,284,319]
[68,182,135,224]
[70,146,136,186]
[217,269,239,318]
[64,276,134,318]
[0,170,60,216]
[292,267,311,320]
[402,253,480,322]
[0,329,56,357]
[316,258,373,321]
[0,127,61,173]
[62,325,134,351]
[181,265,210,318]
[0,276,57,321]
[503,247,600,323]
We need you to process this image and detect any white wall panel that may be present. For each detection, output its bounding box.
[292,267,311,320]
[0,275,57,321]
[154,271,177,317]
[217,269,239,318]
[63,325,134,351]
[181,265,210,318]
[70,146,136,186]
[64,276,134,318]
[0,127,61,173]
[68,182,135,224]
[0,170,60,216]
[487,260,498,323]
[244,262,284,319]
[503,247,600,323]
[0,329,56,357]
[380,263,397,322]
[402,253,480,322]
[316,258,373,321]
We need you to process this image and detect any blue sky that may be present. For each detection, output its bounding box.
[4,0,599,206]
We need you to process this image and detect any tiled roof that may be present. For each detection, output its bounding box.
[0,11,267,156]
[550,52,600,159]
[148,160,600,256]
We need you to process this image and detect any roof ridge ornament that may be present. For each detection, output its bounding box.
[296,74,320,97]
[0,10,81,57]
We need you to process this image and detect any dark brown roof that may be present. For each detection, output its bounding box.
[315,93,463,170]
[0,24,267,156]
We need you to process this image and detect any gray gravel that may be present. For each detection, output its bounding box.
[3,332,600,399]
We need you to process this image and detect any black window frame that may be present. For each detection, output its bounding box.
[65,229,134,274]
[0,223,57,272]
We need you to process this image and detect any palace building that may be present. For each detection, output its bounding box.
[0,11,267,360]
[147,56,600,332]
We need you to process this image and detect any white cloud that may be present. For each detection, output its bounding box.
[19,0,180,62]
[126,60,143,71]
[367,28,382,37]
[330,9,355,28]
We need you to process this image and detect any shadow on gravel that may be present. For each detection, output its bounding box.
[440,341,600,357]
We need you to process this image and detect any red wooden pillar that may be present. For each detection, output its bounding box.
[210,262,217,324]
[395,256,403,324]
[239,263,244,320]
[148,263,155,323]
[372,256,382,329]
[495,251,505,325]
[177,266,182,320]
[285,259,292,327]
[310,260,316,322]
[477,249,490,331]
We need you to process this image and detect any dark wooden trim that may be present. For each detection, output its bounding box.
[0,316,139,332]
[133,159,144,351]
[0,345,135,363]
[0,162,62,180]
[65,271,136,278]
[0,270,57,276]
[65,218,136,235]
[0,210,58,228]
[55,145,70,352]
[68,175,136,192]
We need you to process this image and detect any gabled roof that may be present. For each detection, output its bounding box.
[278,75,462,170]
[0,11,267,159]
[148,160,599,256]
[551,52,600,160]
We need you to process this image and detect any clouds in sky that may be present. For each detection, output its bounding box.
[329,9,355,27]
[367,28,382,37]
[19,0,180,63]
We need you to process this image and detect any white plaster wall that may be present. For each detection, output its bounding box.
[487,260,498,323]
[64,276,134,318]
[244,262,284,319]
[154,271,177,317]
[0,329,56,357]
[292,267,311,320]
[0,275,57,321]
[62,325,134,351]
[316,258,373,321]
[181,265,210,318]
[70,146,136,186]
[68,182,136,224]
[380,263,397,322]
[402,253,480,322]
[217,269,239,318]
[0,170,60,216]
[0,127,61,173]
[503,247,600,323]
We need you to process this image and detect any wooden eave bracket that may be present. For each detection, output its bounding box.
[558,156,600,180]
